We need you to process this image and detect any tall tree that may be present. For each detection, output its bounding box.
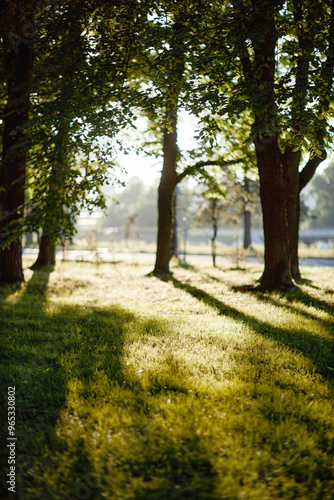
[25,0,131,268]
[0,1,36,283]
[124,1,238,275]
[198,0,334,289]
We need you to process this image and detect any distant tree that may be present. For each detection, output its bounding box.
[195,168,249,266]
[176,185,202,263]
[309,162,334,227]
[124,212,139,247]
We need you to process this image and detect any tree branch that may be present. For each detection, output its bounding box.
[176,158,244,184]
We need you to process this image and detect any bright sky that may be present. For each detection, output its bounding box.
[115,112,200,189]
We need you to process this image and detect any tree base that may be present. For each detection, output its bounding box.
[149,268,173,281]
[30,262,55,271]
[256,281,296,292]
[30,235,55,270]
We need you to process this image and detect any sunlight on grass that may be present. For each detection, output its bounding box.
[0,260,333,499]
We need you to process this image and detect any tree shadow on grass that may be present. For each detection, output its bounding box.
[169,278,334,384]
[285,286,334,313]
[0,270,218,500]
[294,276,321,290]
[232,281,333,316]
[247,290,333,329]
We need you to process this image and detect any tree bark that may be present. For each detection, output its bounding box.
[152,17,185,276]
[30,233,55,269]
[283,147,301,280]
[0,36,34,284]
[255,136,293,290]
[153,119,178,275]
[251,4,293,290]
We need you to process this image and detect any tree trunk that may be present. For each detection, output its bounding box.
[283,148,301,280]
[153,120,178,275]
[243,210,251,249]
[211,198,217,267]
[243,176,252,249]
[152,17,184,276]
[34,123,70,266]
[255,136,293,290]
[171,185,179,259]
[251,7,292,289]
[30,233,55,269]
[0,36,34,284]
[282,143,327,282]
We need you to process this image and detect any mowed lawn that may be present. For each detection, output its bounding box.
[0,259,333,500]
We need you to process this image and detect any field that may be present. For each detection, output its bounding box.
[0,259,334,499]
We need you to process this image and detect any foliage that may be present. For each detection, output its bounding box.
[195,0,334,154]
[22,1,130,245]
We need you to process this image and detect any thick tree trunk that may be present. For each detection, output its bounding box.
[0,36,34,284]
[31,233,55,269]
[0,242,23,284]
[255,136,293,290]
[153,120,178,275]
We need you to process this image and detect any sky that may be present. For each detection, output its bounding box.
[114,112,200,190]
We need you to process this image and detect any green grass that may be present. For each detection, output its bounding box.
[0,260,333,499]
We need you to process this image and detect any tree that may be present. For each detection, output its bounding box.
[196,0,334,289]
[195,165,255,266]
[0,0,36,283]
[24,0,132,268]
[115,0,222,275]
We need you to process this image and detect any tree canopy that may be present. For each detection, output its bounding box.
[0,0,333,288]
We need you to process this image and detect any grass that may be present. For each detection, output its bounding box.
[0,259,333,500]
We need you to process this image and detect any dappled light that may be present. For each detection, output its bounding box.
[1,1,334,498]
[1,260,333,498]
